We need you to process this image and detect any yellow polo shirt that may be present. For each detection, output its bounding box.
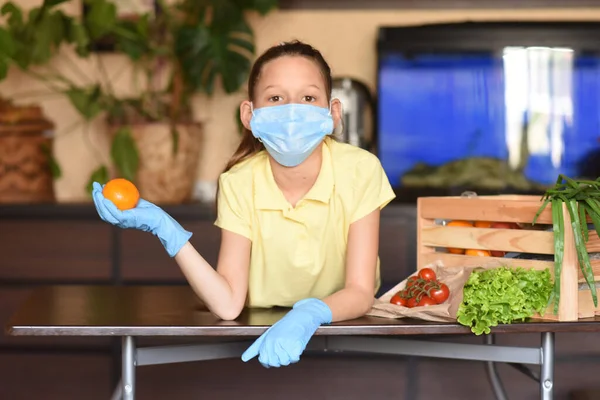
[214,136,396,308]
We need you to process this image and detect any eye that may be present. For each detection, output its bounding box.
[268,95,282,102]
[303,96,316,103]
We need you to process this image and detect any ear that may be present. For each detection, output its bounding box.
[330,98,343,130]
[240,100,253,130]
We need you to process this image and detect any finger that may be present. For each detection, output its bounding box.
[241,335,265,362]
[102,198,125,221]
[275,341,292,367]
[287,341,304,364]
[258,342,280,368]
[92,190,119,224]
[92,181,103,193]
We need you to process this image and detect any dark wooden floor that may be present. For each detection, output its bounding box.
[1,204,600,399]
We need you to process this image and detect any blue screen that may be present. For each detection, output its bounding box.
[377,51,600,190]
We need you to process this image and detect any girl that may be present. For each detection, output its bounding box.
[92,40,396,368]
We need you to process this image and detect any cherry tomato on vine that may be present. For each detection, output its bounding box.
[418,268,437,281]
[417,295,437,307]
[430,283,450,304]
[406,276,419,288]
[406,297,419,308]
[390,293,407,306]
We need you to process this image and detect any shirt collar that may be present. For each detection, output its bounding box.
[254,138,334,210]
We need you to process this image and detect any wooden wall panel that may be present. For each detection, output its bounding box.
[0,221,112,280]
[0,354,111,400]
[120,221,221,281]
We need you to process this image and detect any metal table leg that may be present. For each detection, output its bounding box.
[540,332,554,400]
[484,334,508,400]
[122,336,136,400]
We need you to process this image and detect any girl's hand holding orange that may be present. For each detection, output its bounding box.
[91,180,192,257]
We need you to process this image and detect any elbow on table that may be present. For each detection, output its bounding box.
[360,295,375,315]
[212,304,244,321]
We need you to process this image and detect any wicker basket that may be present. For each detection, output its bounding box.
[109,122,203,204]
[0,103,55,203]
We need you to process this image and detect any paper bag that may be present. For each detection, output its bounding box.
[367,261,476,323]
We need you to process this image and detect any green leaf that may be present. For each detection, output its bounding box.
[551,198,564,314]
[175,19,255,95]
[86,165,109,196]
[64,85,104,120]
[43,0,70,7]
[40,142,62,179]
[15,6,70,65]
[210,1,244,33]
[40,10,67,47]
[84,0,117,40]
[0,59,8,80]
[65,19,91,57]
[110,127,139,182]
[113,18,150,61]
[247,0,279,15]
[566,199,598,307]
[0,27,15,80]
[1,2,23,28]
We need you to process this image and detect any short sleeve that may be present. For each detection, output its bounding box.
[350,155,396,223]
[214,173,252,240]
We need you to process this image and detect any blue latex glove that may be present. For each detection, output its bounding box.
[91,181,192,257]
[241,298,332,368]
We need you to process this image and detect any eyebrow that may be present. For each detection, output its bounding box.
[263,84,321,90]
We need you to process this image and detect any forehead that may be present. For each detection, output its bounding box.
[257,55,324,90]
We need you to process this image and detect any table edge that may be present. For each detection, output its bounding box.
[9,322,600,337]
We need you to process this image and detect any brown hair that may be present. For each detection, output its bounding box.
[222,40,334,174]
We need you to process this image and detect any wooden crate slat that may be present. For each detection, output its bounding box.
[420,252,554,271]
[421,226,554,254]
[418,196,553,224]
[421,253,600,282]
[585,232,600,252]
[577,288,600,319]
[559,202,579,321]
[577,259,600,282]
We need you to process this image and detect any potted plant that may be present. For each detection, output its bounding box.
[0,0,278,203]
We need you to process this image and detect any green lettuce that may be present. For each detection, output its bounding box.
[456,266,553,335]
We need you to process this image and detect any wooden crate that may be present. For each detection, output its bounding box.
[416,194,600,322]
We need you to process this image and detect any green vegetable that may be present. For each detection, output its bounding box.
[533,174,600,312]
[456,267,553,335]
[550,198,564,314]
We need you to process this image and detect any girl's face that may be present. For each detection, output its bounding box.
[240,55,342,130]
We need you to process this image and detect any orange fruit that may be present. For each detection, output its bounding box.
[445,220,473,254]
[465,249,491,257]
[446,220,473,228]
[102,178,140,210]
[474,221,493,228]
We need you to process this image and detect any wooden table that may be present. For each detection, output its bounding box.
[7,285,600,400]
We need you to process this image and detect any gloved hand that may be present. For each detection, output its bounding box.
[241,298,332,368]
[92,182,192,257]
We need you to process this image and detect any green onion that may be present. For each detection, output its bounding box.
[534,174,600,313]
[551,198,564,314]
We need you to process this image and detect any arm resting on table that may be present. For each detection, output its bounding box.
[323,208,380,322]
[175,229,251,321]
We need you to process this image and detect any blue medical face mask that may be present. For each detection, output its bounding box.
[249,102,334,167]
